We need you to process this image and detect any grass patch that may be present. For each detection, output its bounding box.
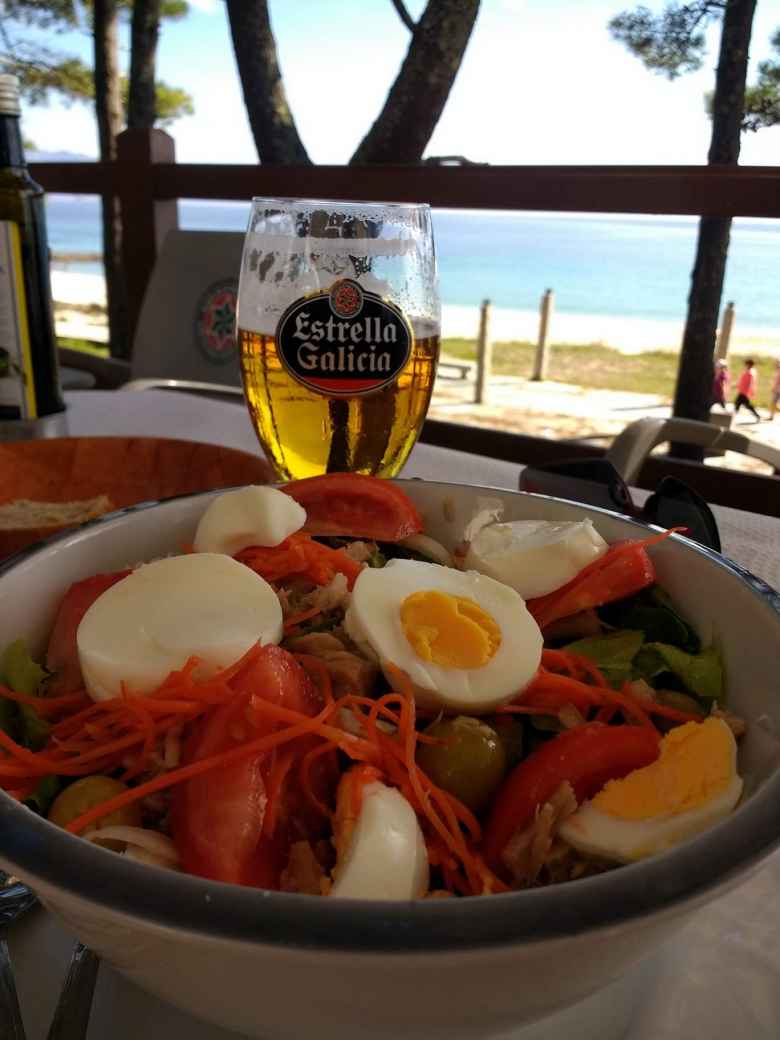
[442,338,779,409]
[58,337,110,358]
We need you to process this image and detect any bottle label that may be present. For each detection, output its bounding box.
[276,279,412,397]
[0,220,35,418]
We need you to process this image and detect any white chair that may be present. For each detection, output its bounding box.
[605,416,780,483]
[122,229,245,399]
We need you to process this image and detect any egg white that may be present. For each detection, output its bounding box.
[464,519,608,600]
[77,553,283,701]
[330,780,429,900]
[344,559,542,713]
[193,485,306,556]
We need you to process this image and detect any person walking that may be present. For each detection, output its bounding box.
[712,359,729,409]
[734,358,761,421]
[770,359,780,421]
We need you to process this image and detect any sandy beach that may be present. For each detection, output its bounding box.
[51,269,780,357]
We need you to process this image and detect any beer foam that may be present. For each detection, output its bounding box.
[242,233,419,257]
[238,241,439,337]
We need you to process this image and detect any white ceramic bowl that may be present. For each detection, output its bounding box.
[2,481,780,1040]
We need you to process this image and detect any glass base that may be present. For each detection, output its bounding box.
[0,410,68,441]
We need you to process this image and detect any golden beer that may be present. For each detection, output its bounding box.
[239,328,439,480]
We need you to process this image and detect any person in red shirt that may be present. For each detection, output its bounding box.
[734,358,760,421]
[712,359,729,409]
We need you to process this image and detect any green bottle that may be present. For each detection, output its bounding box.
[0,74,66,437]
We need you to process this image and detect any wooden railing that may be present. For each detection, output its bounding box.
[30,128,780,516]
[31,128,780,344]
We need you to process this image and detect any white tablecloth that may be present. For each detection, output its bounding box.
[8,390,780,1040]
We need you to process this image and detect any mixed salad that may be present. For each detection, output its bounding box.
[0,475,744,898]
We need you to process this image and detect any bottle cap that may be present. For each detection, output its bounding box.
[0,74,21,117]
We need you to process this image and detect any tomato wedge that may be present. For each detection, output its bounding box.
[46,570,132,695]
[481,722,660,870]
[281,473,423,541]
[171,645,335,888]
[526,543,655,630]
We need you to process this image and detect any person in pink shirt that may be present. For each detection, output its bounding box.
[712,359,729,409]
[770,360,780,421]
[734,358,760,420]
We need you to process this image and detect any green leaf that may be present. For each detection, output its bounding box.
[644,643,723,703]
[0,639,50,748]
[564,630,644,686]
[600,585,699,651]
[1,639,47,696]
[23,774,60,816]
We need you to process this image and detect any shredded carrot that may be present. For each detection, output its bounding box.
[283,607,322,634]
[65,709,335,836]
[0,685,90,716]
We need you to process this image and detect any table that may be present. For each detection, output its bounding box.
[7,390,780,1040]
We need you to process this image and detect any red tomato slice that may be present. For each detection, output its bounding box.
[45,570,132,695]
[171,645,335,888]
[526,544,655,630]
[281,473,423,541]
[481,723,660,870]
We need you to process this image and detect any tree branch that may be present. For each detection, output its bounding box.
[225,0,310,164]
[351,0,480,164]
[389,0,416,32]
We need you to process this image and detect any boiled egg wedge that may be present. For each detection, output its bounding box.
[464,519,608,600]
[330,771,428,900]
[193,485,306,556]
[559,717,743,863]
[344,559,542,714]
[77,553,283,701]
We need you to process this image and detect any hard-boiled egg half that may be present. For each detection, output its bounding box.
[193,485,306,555]
[77,553,283,701]
[344,559,542,713]
[464,519,608,599]
[330,768,428,900]
[559,717,743,863]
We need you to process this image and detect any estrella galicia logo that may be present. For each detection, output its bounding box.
[276,279,412,397]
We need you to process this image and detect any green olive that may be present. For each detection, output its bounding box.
[48,776,142,837]
[416,716,507,812]
[486,714,524,768]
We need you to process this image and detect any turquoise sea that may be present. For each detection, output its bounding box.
[45,194,780,332]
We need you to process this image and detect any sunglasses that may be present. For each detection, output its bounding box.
[519,459,721,552]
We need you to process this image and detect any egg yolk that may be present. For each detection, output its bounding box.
[592,718,734,821]
[400,589,501,669]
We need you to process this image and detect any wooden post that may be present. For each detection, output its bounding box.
[116,128,179,351]
[532,288,553,381]
[715,300,735,361]
[474,299,492,404]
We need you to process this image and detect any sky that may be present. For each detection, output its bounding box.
[17,0,780,167]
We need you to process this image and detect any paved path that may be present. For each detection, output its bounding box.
[430,362,780,475]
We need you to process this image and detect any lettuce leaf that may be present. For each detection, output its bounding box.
[564,630,644,687]
[0,639,50,748]
[23,774,60,815]
[599,586,699,652]
[638,643,723,703]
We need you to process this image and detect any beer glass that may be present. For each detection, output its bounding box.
[237,198,440,479]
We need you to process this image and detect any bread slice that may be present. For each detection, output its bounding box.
[0,495,115,557]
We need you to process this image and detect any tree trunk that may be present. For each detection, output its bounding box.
[351,0,480,164]
[128,0,161,129]
[225,0,310,164]
[672,0,757,456]
[93,0,129,359]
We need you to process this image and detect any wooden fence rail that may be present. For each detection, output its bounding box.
[31,128,780,346]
